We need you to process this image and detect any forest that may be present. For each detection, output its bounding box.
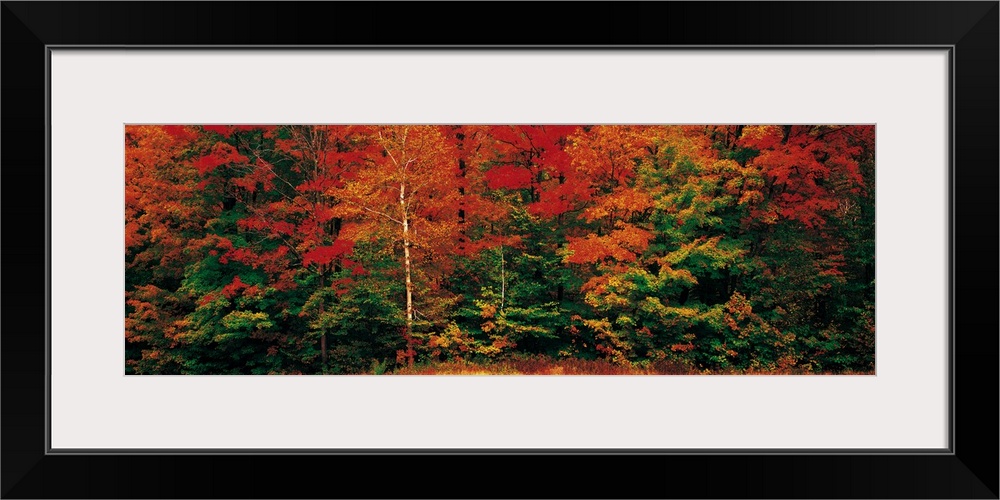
[126,124,875,375]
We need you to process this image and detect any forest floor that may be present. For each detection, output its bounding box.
[387,356,873,375]
[392,357,694,375]
[391,357,691,375]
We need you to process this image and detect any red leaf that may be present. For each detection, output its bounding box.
[192,142,248,175]
[485,165,533,190]
[161,125,198,142]
[301,240,355,267]
[222,276,248,299]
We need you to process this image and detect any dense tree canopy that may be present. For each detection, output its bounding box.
[126,124,875,374]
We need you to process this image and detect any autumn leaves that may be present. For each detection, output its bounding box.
[125,125,875,374]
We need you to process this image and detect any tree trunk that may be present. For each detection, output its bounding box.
[499,244,505,312]
[320,332,327,366]
[401,182,415,368]
[319,271,327,367]
[458,158,467,251]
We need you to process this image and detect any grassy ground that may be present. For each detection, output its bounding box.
[386,356,874,375]
[391,356,696,375]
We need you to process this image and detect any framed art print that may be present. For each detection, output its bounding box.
[3,2,997,498]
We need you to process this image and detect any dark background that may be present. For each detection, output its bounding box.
[2,2,997,498]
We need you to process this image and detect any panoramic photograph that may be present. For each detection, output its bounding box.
[126,124,875,375]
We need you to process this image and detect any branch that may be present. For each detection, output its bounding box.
[240,204,313,270]
[253,156,299,198]
[341,198,404,225]
[377,130,400,167]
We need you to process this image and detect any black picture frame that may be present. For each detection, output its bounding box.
[2,2,996,498]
